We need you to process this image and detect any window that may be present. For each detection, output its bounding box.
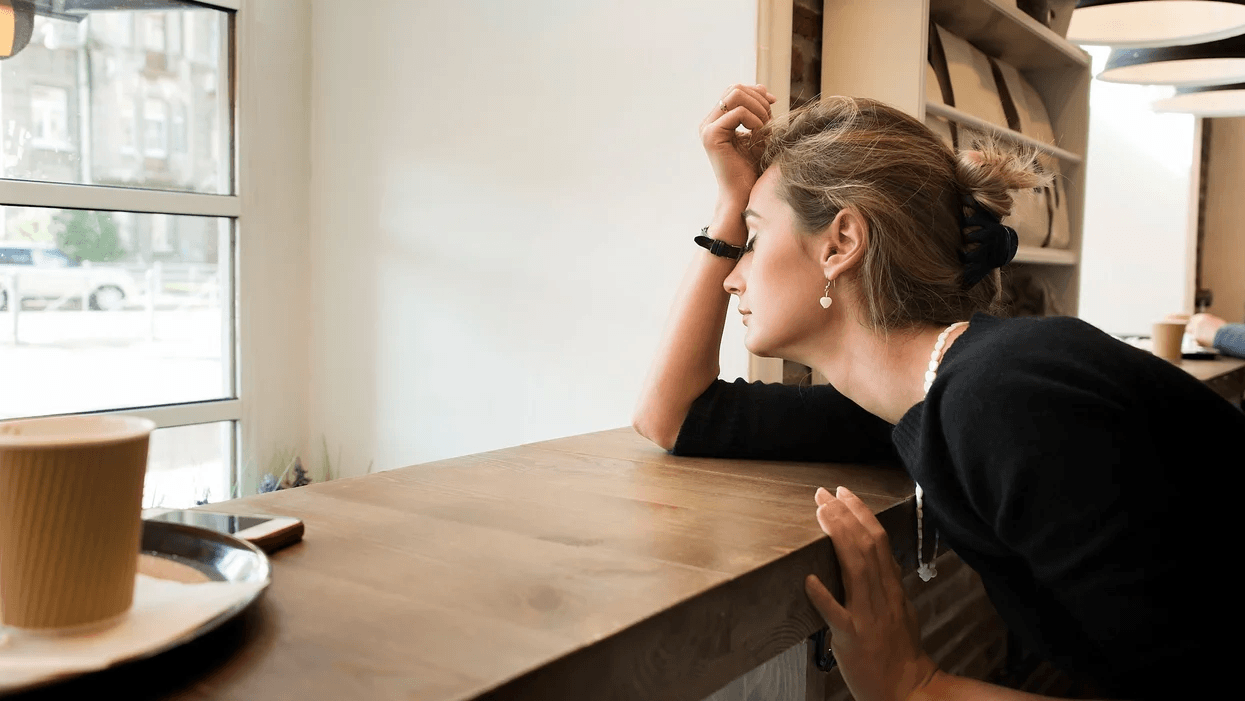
[143,14,167,53]
[171,103,187,153]
[30,86,71,151]
[143,98,169,158]
[0,3,237,509]
[2,11,229,193]
[119,99,137,154]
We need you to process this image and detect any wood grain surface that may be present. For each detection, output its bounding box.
[1180,357,1245,402]
[11,427,926,701]
[1179,356,1245,382]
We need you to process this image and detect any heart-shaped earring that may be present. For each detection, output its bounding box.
[819,280,833,309]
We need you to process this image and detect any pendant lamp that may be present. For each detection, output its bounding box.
[1069,1,1245,48]
[1151,81,1245,113]
[1097,32,1245,85]
[1,1,34,60]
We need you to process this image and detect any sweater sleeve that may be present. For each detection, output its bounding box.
[671,378,898,464]
[1212,321,1245,358]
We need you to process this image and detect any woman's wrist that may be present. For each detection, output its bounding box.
[706,197,749,246]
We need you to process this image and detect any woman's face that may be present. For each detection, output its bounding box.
[724,166,833,361]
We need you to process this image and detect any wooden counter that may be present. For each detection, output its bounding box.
[1180,356,1245,402]
[16,428,930,701]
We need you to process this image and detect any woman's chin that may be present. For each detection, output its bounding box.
[743,334,773,358]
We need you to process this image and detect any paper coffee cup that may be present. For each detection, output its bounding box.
[0,415,154,631]
[1152,321,1186,364]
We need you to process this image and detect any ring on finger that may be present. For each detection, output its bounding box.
[719,100,729,112]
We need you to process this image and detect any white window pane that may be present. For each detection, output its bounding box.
[144,420,234,508]
[0,206,233,420]
[30,85,70,150]
[143,14,167,53]
[143,97,168,157]
[0,4,231,194]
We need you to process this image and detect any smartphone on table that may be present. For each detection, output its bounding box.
[143,508,304,554]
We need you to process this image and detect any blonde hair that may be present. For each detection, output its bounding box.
[741,96,1050,333]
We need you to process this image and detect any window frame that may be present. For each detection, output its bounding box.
[0,0,243,499]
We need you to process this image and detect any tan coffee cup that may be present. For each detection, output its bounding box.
[0,415,154,631]
[1152,321,1186,365]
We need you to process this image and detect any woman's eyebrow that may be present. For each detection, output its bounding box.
[743,209,764,221]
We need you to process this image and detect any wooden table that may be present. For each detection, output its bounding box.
[1180,356,1245,402]
[17,429,926,701]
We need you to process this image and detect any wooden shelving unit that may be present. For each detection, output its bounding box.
[923,102,1083,164]
[820,0,1090,319]
[1014,245,1078,265]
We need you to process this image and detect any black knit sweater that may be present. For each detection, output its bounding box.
[672,313,1239,699]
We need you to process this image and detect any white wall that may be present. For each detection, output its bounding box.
[236,0,312,492]
[1078,46,1197,336]
[307,0,756,475]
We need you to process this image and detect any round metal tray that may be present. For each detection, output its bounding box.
[0,519,271,695]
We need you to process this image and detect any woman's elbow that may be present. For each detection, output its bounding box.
[632,411,677,452]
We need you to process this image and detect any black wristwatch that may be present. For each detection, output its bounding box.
[695,227,744,260]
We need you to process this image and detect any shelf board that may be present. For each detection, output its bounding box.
[929,0,1090,71]
[1012,245,1077,265]
[925,102,1084,164]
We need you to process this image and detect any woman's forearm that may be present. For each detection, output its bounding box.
[914,670,1110,701]
[633,199,748,450]
[1213,322,1245,359]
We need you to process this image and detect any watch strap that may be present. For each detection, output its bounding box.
[695,228,744,260]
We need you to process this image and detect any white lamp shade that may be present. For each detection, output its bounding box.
[1098,32,1245,84]
[1101,55,1245,84]
[1152,82,1245,113]
[1070,1,1245,48]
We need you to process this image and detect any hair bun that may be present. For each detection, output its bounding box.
[954,140,1050,220]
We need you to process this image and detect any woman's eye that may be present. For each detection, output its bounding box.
[743,236,756,254]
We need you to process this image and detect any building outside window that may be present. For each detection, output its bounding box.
[172,102,187,154]
[30,85,71,151]
[0,2,238,509]
[143,14,167,53]
[143,97,168,158]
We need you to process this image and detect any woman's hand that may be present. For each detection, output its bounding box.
[805,486,939,701]
[699,84,777,209]
[1187,313,1226,348]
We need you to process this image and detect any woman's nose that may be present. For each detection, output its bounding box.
[723,261,745,296]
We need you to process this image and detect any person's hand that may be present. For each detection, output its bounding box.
[805,486,939,701]
[699,84,776,209]
[1187,313,1226,348]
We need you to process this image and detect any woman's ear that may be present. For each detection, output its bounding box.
[818,208,868,281]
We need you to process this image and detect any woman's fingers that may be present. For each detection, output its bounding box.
[817,502,871,589]
[815,486,833,507]
[720,105,765,132]
[702,84,776,133]
[833,487,907,604]
[721,84,772,121]
[836,487,891,552]
[805,573,851,631]
[817,493,895,616]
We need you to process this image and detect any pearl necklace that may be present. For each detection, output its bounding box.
[916,320,969,582]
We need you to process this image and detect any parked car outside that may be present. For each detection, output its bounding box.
[0,243,140,311]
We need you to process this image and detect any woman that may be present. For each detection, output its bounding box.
[633,84,1238,701]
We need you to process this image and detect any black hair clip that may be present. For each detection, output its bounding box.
[959,195,1017,289]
